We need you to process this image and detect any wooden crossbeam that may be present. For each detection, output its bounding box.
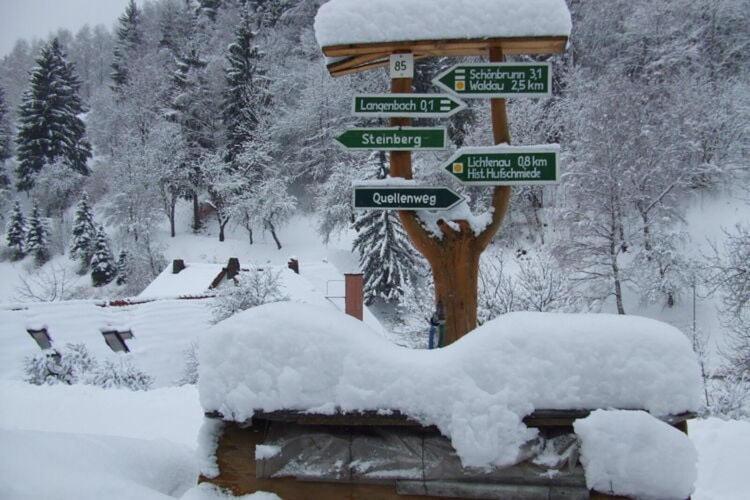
[323,35,568,76]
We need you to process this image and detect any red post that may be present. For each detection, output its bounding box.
[344,273,364,321]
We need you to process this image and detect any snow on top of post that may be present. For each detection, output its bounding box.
[314,0,572,48]
[198,302,703,468]
[574,410,698,498]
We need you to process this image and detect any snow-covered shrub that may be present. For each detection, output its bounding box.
[24,343,97,385]
[14,263,81,302]
[85,356,153,391]
[708,373,749,420]
[479,251,579,324]
[211,268,287,323]
[176,342,199,386]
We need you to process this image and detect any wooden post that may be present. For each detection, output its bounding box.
[388,50,512,345]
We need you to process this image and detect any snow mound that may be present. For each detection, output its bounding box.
[0,428,197,500]
[181,483,280,500]
[199,303,702,468]
[314,0,572,48]
[574,410,697,499]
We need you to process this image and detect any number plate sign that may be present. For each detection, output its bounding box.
[433,63,551,98]
[352,94,467,118]
[442,145,560,185]
[390,53,414,78]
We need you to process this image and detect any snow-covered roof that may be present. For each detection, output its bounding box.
[314,0,572,48]
[0,299,213,386]
[198,302,703,468]
[139,263,224,299]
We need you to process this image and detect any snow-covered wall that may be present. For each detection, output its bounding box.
[314,0,572,48]
[198,302,703,468]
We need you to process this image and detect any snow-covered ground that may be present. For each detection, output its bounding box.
[0,380,747,499]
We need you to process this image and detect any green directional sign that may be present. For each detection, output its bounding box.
[433,63,551,98]
[442,146,559,186]
[335,127,447,151]
[353,186,463,211]
[352,94,466,118]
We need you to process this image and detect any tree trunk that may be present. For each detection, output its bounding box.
[218,217,228,242]
[192,193,201,233]
[267,221,282,250]
[389,47,512,344]
[169,199,176,238]
[610,226,626,315]
[431,222,481,345]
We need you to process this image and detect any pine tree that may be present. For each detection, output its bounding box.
[5,201,26,260]
[0,87,12,188]
[111,0,142,93]
[352,153,423,304]
[15,38,91,191]
[223,8,265,162]
[116,250,128,286]
[90,225,117,287]
[69,192,96,272]
[25,202,49,266]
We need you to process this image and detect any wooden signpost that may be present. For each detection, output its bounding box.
[433,62,551,98]
[323,37,566,344]
[442,146,559,185]
[352,94,466,118]
[335,127,448,151]
[353,186,463,210]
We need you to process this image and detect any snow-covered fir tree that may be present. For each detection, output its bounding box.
[111,0,142,93]
[89,225,117,287]
[223,7,265,163]
[15,38,91,191]
[352,153,423,304]
[116,250,128,286]
[0,86,12,188]
[25,202,49,266]
[5,201,26,260]
[69,192,97,273]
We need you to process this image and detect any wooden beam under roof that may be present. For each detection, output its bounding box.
[323,35,568,77]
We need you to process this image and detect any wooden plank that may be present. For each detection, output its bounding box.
[397,480,588,499]
[327,51,391,73]
[323,36,568,58]
[207,409,697,430]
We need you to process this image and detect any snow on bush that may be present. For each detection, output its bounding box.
[24,343,96,385]
[211,268,288,323]
[86,356,153,391]
[199,302,703,468]
[176,341,200,386]
[314,0,572,48]
[574,410,697,499]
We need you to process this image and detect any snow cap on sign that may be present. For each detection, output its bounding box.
[314,0,572,48]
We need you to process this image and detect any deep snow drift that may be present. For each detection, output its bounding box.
[314,0,572,47]
[574,410,697,499]
[199,302,703,468]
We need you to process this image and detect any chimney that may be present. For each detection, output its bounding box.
[226,258,240,280]
[288,258,299,274]
[172,259,186,274]
[344,273,364,321]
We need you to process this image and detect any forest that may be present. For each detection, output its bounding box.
[0,0,748,415]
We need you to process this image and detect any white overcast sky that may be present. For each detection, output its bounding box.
[0,0,144,58]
